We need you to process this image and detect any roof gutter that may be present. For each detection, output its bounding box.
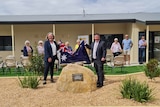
[146,21,160,25]
[0,19,137,24]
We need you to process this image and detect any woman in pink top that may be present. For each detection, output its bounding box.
[110,38,122,57]
[37,40,44,55]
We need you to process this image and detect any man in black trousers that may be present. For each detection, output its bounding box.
[86,33,106,87]
[43,32,59,85]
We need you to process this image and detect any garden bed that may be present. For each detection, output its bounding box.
[0,73,159,106]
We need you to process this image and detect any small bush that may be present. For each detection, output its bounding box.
[29,42,44,75]
[120,77,154,103]
[144,59,160,80]
[18,70,41,89]
[30,54,44,75]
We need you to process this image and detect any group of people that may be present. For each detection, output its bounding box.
[22,32,82,85]
[23,40,44,57]
[23,39,76,57]
[110,34,133,65]
[57,39,81,54]
[22,32,147,88]
[22,32,106,87]
[110,34,147,65]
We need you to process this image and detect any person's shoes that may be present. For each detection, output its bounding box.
[43,80,47,85]
[51,79,54,83]
[97,84,103,88]
[97,82,99,85]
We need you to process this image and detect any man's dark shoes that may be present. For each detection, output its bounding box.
[97,84,103,88]
[51,79,54,83]
[43,80,46,85]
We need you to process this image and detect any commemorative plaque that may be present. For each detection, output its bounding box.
[72,73,83,81]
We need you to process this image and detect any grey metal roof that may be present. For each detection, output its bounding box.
[0,13,160,24]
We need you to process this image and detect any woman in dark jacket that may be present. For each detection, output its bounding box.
[23,40,33,57]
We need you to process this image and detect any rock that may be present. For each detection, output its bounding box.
[56,64,97,93]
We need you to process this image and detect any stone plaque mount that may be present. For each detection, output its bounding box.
[72,73,83,81]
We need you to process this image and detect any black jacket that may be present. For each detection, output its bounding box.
[44,40,59,62]
[86,40,106,62]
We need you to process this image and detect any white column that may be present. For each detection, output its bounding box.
[130,23,139,64]
[11,25,15,56]
[146,25,149,63]
[92,24,94,42]
[130,23,135,63]
[53,24,56,36]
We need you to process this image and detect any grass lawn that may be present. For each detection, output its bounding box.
[86,65,144,75]
[104,65,144,75]
[0,65,144,77]
[0,67,62,77]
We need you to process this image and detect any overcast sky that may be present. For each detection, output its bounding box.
[0,0,160,15]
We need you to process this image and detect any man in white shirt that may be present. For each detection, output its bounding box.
[86,33,106,88]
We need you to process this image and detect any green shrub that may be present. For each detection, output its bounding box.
[18,43,43,89]
[29,43,44,75]
[18,70,41,89]
[30,54,44,75]
[144,59,160,80]
[120,77,154,103]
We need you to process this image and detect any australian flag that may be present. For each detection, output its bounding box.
[60,41,91,64]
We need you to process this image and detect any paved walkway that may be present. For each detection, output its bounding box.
[106,62,145,67]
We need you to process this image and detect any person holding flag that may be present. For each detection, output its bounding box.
[60,40,90,64]
[85,33,106,88]
[63,41,73,54]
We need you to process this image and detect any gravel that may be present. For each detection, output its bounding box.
[0,73,160,107]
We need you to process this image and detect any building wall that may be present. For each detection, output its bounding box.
[14,24,53,60]
[55,24,92,50]
[129,23,146,64]
[0,23,156,64]
[95,23,127,34]
[149,25,160,31]
[0,25,11,35]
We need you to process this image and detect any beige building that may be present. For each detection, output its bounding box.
[0,13,160,64]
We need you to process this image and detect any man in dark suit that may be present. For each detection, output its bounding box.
[86,33,106,88]
[43,32,59,85]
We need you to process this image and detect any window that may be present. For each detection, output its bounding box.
[0,36,12,51]
[89,34,123,49]
[100,34,123,49]
[148,31,160,61]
